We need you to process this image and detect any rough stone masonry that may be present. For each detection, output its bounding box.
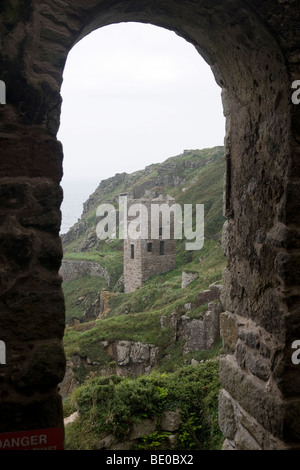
[0,0,299,450]
[124,195,176,293]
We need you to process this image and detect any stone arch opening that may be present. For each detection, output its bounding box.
[0,0,298,450]
[58,21,225,234]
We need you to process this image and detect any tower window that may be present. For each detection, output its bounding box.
[131,244,135,259]
[147,242,152,253]
[160,241,165,255]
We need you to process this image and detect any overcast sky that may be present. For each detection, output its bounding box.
[57,22,226,232]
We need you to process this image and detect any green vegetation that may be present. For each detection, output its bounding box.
[63,244,123,290]
[64,361,223,450]
[63,276,107,324]
[62,146,227,450]
[62,146,225,255]
[63,239,226,372]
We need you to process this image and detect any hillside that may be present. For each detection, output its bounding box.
[61,145,226,368]
[61,146,225,249]
[61,146,227,450]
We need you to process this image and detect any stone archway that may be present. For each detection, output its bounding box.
[0,0,299,450]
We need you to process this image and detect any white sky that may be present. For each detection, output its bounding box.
[57,22,226,232]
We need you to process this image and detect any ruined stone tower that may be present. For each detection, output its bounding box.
[124,195,176,293]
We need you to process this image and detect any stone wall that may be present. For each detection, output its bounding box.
[0,177,65,433]
[59,259,110,285]
[124,238,176,293]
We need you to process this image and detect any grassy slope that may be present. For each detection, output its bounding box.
[62,147,226,370]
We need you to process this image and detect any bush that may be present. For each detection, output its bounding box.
[65,361,223,450]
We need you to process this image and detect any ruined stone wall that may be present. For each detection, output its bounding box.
[0,0,299,450]
[59,259,110,285]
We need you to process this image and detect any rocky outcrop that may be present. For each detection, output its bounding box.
[181,271,198,288]
[181,302,222,354]
[60,340,160,399]
[81,151,217,217]
[61,223,98,252]
[161,300,223,356]
[160,284,223,355]
[109,340,160,376]
[197,284,222,306]
[59,360,77,400]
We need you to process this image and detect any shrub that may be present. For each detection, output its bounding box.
[65,361,223,450]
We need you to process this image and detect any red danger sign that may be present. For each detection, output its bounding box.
[0,427,64,450]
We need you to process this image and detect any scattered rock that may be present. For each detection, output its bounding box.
[64,411,79,426]
[97,434,118,450]
[182,271,198,289]
[130,418,158,440]
[161,410,182,432]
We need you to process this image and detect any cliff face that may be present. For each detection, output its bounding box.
[81,149,220,216]
[61,146,225,248]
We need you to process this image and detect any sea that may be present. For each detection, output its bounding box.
[60,179,99,235]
